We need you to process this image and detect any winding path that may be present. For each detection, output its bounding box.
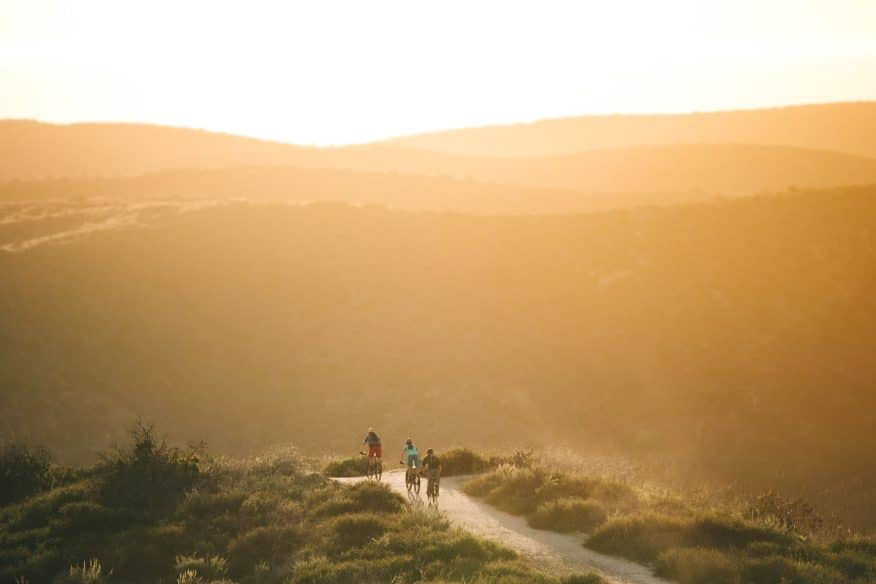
[335,470,669,584]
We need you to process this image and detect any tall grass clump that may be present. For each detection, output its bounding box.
[464,466,635,531]
[528,498,607,533]
[439,448,494,476]
[322,455,367,477]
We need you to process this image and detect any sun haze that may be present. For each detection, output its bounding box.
[1,0,876,145]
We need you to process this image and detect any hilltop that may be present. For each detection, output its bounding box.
[383,102,876,158]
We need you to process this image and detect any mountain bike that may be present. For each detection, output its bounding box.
[401,461,421,495]
[360,451,382,481]
[425,471,440,505]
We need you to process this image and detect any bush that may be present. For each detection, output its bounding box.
[528,498,607,533]
[175,554,229,581]
[464,467,636,519]
[686,513,792,550]
[4,479,94,532]
[0,442,52,506]
[655,548,740,584]
[311,482,404,518]
[98,421,200,519]
[587,512,793,564]
[226,525,302,577]
[560,574,607,584]
[322,456,367,477]
[440,449,494,477]
[742,555,845,584]
[49,501,126,536]
[587,513,689,563]
[328,513,390,551]
[463,471,508,498]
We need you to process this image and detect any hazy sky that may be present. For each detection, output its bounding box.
[2,0,876,145]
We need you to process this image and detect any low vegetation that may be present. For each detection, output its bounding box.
[321,455,368,478]
[464,462,876,584]
[0,429,603,583]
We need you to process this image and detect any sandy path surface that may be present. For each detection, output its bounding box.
[334,470,669,584]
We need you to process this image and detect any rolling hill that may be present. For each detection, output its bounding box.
[5,120,876,206]
[384,102,876,158]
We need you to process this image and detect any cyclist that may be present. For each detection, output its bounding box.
[421,448,442,501]
[361,427,382,471]
[400,437,420,469]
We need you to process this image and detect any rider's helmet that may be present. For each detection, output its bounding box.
[406,438,413,445]
[427,448,434,454]
[368,426,374,433]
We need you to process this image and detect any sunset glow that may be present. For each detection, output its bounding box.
[2,0,876,144]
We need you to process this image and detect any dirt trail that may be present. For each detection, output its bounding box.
[334,470,669,584]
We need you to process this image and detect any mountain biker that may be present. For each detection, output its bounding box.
[421,448,441,482]
[400,438,420,469]
[361,427,382,467]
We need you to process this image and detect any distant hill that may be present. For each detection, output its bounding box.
[4,120,876,199]
[384,102,876,158]
[0,166,724,216]
[0,120,318,180]
[2,187,876,531]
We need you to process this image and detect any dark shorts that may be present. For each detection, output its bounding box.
[368,444,382,458]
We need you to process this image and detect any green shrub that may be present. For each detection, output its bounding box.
[463,471,508,498]
[178,491,246,522]
[440,449,494,476]
[0,443,53,506]
[559,574,607,584]
[419,531,516,564]
[825,549,876,581]
[98,422,200,520]
[655,548,740,584]
[528,498,607,533]
[742,555,845,584]
[311,482,403,518]
[829,535,876,555]
[464,467,636,519]
[588,512,793,564]
[4,480,94,532]
[175,554,229,580]
[686,513,792,550]
[99,523,187,583]
[328,514,390,551]
[322,456,367,477]
[49,501,126,536]
[588,513,688,563]
[226,525,302,577]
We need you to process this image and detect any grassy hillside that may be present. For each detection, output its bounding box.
[384,102,876,158]
[0,428,596,584]
[1,186,875,527]
[463,463,876,584]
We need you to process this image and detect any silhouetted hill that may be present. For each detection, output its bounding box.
[2,186,875,525]
[5,119,876,197]
[0,120,317,180]
[384,102,876,157]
